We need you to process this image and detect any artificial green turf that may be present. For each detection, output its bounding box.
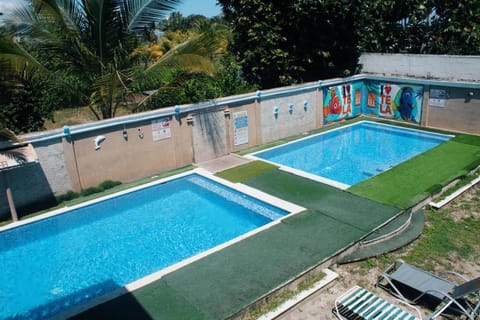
[162,210,363,319]
[244,169,400,233]
[74,280,208,320]
[349,135,480,209]
[215,160,277,183]
[73,210,365,320]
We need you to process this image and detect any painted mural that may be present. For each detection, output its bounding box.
[364,81,424,123]
[323,82,363,124]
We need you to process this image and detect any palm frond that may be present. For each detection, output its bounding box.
[122,0,181,32]
[146,29,227,74]
[90,67,135,118]
[0,128,20,144]
[0,36,44,75]
[149,53,216,74]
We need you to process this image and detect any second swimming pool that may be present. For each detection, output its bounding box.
[250,121,453,188]
[0,171,301,319]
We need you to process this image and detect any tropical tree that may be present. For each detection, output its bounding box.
[218,0,360,89]
[355,0,480,54]
[0,0,222,121]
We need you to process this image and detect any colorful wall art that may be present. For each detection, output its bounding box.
[363,81,424,123]
[323,82,363,124]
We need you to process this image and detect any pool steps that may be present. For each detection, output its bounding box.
[338,209,425,264]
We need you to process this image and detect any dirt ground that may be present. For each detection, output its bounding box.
[276,184,480,320]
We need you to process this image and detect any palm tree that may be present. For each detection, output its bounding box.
[0,0,223,119]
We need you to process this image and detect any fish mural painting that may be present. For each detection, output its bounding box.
[323,82,363,124]
[364,81,424,123]
[397,87,417,121]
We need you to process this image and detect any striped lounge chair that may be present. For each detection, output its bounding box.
[333,285,422,320]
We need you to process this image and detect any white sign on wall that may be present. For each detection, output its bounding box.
[233,111,249,146]
[151,117,172,141]
[429,89,446,108]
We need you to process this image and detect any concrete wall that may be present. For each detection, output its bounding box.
[260,90,320,143]
[191,109,228,163]
[424,86,480,133]
[63,117,193,190]
[359,53,480,82]
[32,138,73,194]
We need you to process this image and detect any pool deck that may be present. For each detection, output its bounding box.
[197,154,252,173]
[73,163,401,320]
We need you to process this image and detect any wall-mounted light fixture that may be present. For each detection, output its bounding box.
[174,105,181,120]
[186,114,194,125]
[224,107,231,117]
[94,135,106,150]
[138,128,144,139]
[122,127,128,141]
[63,125,71,142]
[303,100,308,111]
[289,103,294,114]
[274,106,279,118]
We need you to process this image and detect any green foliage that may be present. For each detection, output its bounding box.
[0,79,46,133]
[56,190,79,203]
[80,187,103,197]
[140,55,256,110]
[56,180,122,203]
[356,0,480,54]
[404,205,480,270]
[219,0,360,89]
[99,180,122,190]
[0,0,229,126]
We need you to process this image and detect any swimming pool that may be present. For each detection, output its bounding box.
[250,121,453,188]
[0,170,302,319]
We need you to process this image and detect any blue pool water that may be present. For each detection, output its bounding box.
[253,121,452,186]
[0,173,287,319]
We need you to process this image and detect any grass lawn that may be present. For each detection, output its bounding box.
[348,134,480,209]
[360,184,480,273]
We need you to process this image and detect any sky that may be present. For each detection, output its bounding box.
[0,0,222,19]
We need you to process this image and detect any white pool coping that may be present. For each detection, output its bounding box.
[1,168,306,320]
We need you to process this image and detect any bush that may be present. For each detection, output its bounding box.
[56,180,122,203]
[99,180,122,190]
[56,190,79,202]
[80,186,103,197]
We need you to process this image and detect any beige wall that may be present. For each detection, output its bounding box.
[425,87,480,134]
[64,117,193,191]
[260,91,318,143]
[191,109,228,163]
